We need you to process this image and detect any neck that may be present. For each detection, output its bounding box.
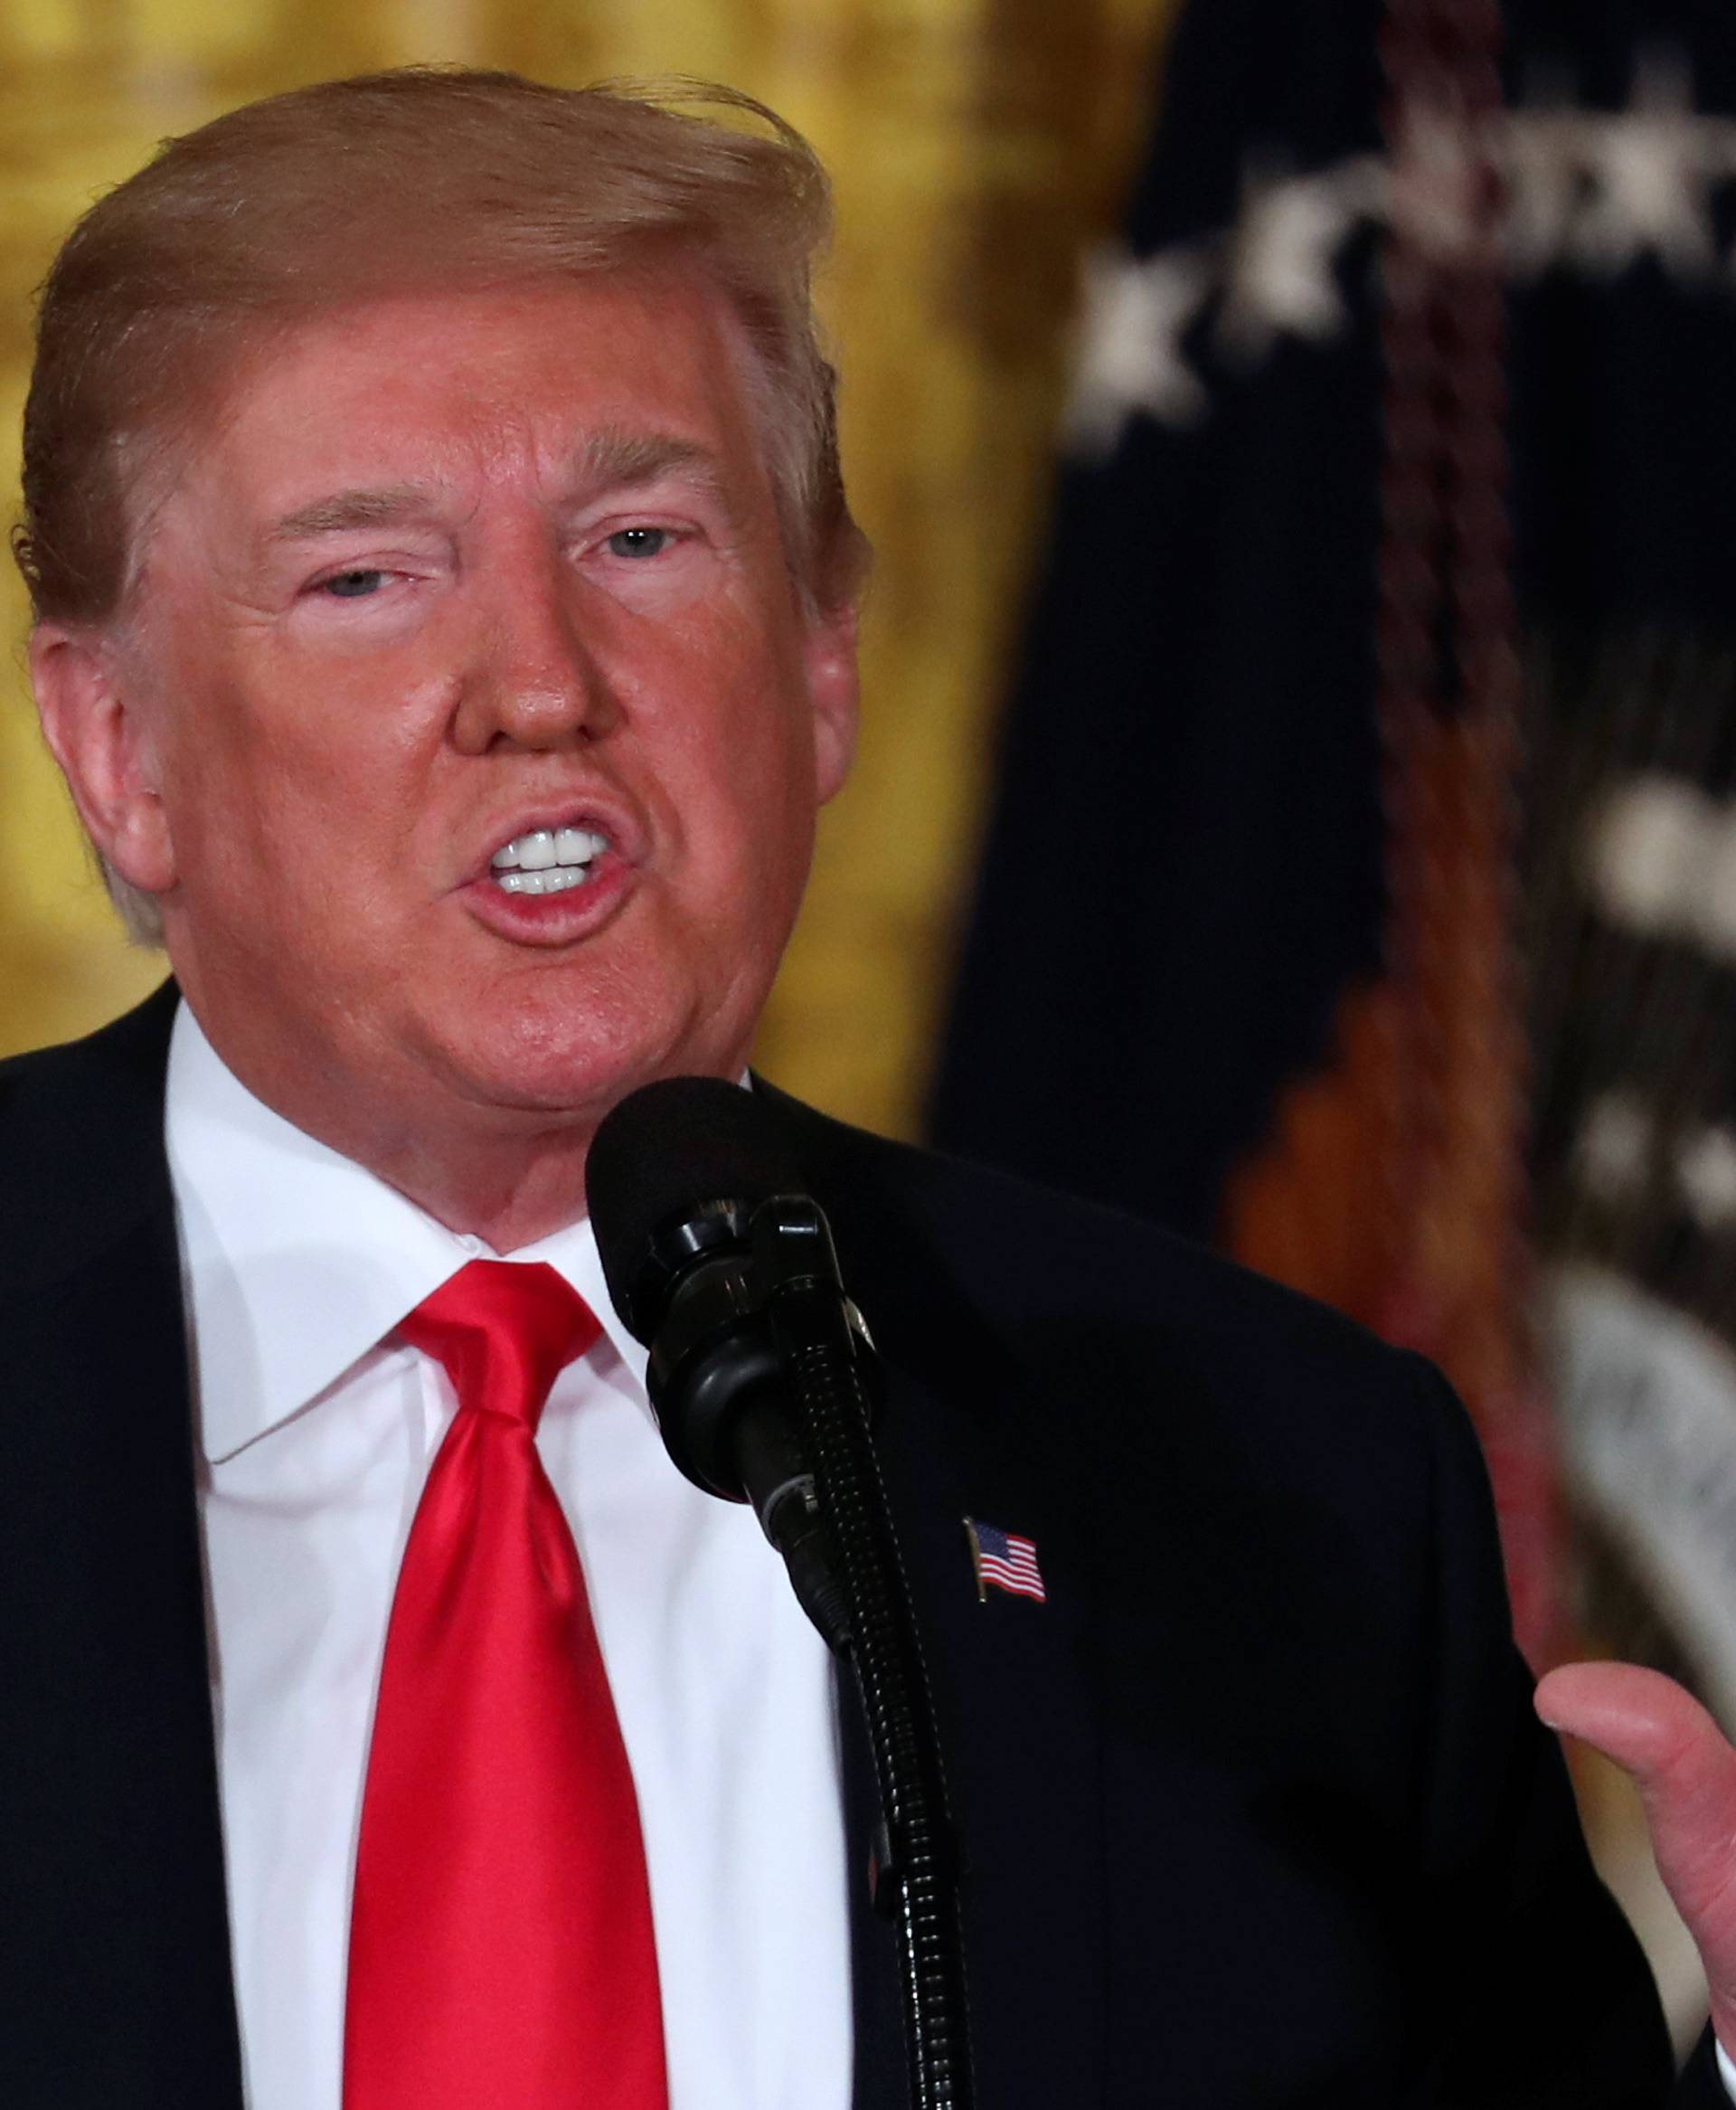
[181,997,612,1252]
[169,970,749,1254]
[361,1121,599,1254]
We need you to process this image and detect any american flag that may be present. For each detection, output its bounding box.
[966,1518,1046,1604]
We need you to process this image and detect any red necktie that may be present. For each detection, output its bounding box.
[344,1259,669,2110]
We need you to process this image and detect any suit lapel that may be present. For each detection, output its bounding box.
[0,987,243,2105]
[863,1358,1109,2110]
[838,1355,1111,2108]
[761,1086,1109,2107]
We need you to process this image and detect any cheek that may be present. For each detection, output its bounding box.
[671,631,821,842]
[156,644,424,854]
[682,714,818,913]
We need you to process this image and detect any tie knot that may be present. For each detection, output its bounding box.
[397,1259,601,1432]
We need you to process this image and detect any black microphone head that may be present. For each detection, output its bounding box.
[585,1076,806,1342]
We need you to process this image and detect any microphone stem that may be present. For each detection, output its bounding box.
[766,1269,976,2110]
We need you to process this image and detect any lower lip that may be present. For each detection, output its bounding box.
[457,853,636,946]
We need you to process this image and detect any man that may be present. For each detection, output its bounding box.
[0,63,1711,2109]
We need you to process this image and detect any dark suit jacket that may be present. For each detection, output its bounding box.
[0,985,1684,2106]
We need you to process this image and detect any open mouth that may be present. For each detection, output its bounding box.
[487,824,610,897]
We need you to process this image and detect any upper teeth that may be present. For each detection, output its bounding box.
[490,826,609,895]
[492,827,607,871]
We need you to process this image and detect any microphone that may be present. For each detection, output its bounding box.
[585,1074,976,2109]
[585,1075,863,1654]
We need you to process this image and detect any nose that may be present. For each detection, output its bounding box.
[449,551,621,755]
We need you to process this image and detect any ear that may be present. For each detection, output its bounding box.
[803,599,859,807]
[30,626,177,896]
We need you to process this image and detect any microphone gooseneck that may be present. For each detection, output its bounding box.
[586,1077,975,2110]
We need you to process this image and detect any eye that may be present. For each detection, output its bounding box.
[319,568,387,598]
[604,526,675,560]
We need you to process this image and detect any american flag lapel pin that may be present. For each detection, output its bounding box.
[963,1516,1046,1604]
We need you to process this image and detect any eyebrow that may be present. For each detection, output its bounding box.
[269,486,434,542]
[572,428,730,503]
[266,431,732,548]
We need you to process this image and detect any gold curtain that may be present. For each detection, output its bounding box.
[0,0,1172,1136]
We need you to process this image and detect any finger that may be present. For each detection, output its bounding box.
[1537,1661,1736,2016]
[1537,1661,1725,1783]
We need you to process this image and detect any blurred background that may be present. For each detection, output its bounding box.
[7,0,1736,2061]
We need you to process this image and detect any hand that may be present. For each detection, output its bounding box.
[1537,1662,1736,2053]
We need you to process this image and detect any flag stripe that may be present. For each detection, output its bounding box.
[969,1519,1047,1602]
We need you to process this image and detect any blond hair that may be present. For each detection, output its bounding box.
[14,68,868,944]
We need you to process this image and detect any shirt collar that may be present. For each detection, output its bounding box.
[164,998,648,1464]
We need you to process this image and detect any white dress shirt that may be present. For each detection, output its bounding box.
[164,999,854,2110]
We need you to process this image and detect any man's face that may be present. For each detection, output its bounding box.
[78,278,856,1167]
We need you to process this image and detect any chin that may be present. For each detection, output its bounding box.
[429,979,733,1121]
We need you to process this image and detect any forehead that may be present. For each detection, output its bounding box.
[162,275,770,529]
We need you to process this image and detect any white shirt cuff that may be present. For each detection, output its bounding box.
[1716,2035,1736,2099]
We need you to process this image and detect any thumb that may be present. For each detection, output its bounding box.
[1537,1661,1736,2039]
